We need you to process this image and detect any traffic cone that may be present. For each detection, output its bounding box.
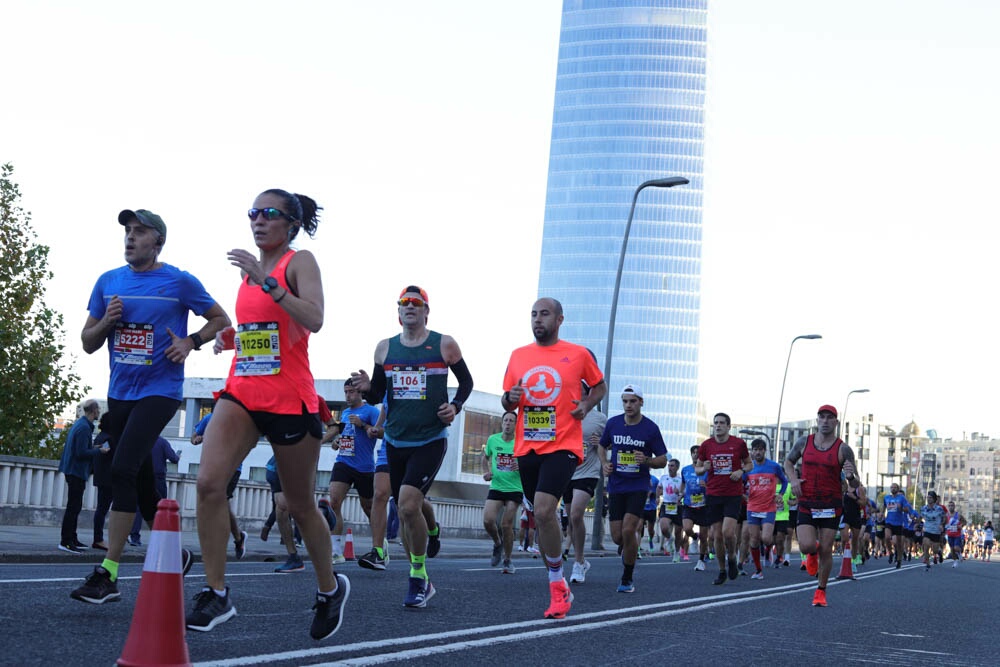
[343,527,355,561]
[117,498,191,667]
[836,545,856,580]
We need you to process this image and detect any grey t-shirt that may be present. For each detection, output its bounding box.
[572,408,608,481]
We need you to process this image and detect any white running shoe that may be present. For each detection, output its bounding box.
[694,559,705,571]
[569,560,591,583]
[332,553,346,565]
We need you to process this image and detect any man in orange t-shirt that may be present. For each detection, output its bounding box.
[502,297,605,619]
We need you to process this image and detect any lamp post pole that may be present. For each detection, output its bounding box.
[593,176,689,550]
[841,388,870,444]
[773,334,822,461]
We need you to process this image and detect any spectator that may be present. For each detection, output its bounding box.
[59,399,102,553]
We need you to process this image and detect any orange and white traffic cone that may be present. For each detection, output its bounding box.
[836,544,855,580]
[117,498,191,667]
[343,527,355,561]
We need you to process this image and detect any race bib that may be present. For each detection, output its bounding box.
[234,321,281,376]
[496,453,518,472]
[391,367,427,400]
[750,511,769,519]
[690,493,705,507]
[113,322,154,365]
[887,501,899,512]
[616,451,639,474]
[711,453,733,475]
[812,508,836,519]
[338,435,355,457]
[664,503,678,513]
[523,407,556,442]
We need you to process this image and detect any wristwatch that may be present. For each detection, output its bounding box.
[261,276,279,293]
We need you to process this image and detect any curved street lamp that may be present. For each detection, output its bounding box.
[773,334,822,461]
[739,428,771,449]
[841,388,870,443]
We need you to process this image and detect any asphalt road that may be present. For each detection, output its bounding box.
[5,554,998,666]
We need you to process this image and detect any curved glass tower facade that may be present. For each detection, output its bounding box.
[537,0,707,454]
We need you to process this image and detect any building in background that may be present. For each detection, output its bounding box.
[536,0,708,455]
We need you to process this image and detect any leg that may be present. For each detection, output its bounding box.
[328,479,349,548]
[483,499,503,545]
[569,488,590,565]
[93,484,112,545]
[61,475,86,547]
[274,492,298,556]
[370,471,390,552]
[816,526,837,586]
[500,500,518,560]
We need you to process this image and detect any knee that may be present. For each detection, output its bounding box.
[195,474,228,503]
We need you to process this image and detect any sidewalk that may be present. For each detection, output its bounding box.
[0,523,620,564]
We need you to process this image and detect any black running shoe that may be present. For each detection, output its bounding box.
[427,524,442,558]
[490,542,503,567]
[70,566,121,604]
[727,558,739,581]
[358,549,387,571]
[713,571,727,585]
[234,531,248,560]
[311,573,351,640]
[186,587,236,632]
[896,559,902,570]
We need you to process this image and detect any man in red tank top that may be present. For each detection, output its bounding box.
[784,404,861,607]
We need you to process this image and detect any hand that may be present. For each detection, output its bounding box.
[103,295,123,327]
[790,478,803,498]
[603,461,613,477]
[331,435,341,449]
[214,327,235,354]
[348,414,363,427]
[634,450,647,466]
[190,434,204,446]
[569,399,587,420]
[483,472,493,482]
[164,327,194,364]
[506,380,524,406]
[843,460,857,480]
[729,470,743,482]
[366,425,383,439]
[350,369,371,394]
[227,249,267,285]
[437,402,457,425]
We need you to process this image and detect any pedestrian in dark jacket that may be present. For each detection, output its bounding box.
[58,400,102,553]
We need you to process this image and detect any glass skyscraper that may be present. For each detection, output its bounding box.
[537,0,707,454]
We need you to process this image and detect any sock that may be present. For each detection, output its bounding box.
[427,524,440,537]
[101,559,119,582]
[374,546,385,559]
[332,535,342,553]
[212,587,227,597]
[409,553,427,579]
[623,563,635,581]
[817,585,826,591]
[751,546,761,571]
[320,580,339,596]
[544,555,564,583]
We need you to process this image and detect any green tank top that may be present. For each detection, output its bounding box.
[383,331,449,447]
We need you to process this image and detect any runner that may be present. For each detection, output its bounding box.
[327,379,379,564]
[640,471,660,557]
[361,397,392,570]
[482,411,523,572]
[983,521,995,561]
[944,501,966,567]
[71,208,229,605]
[918,491,947,571]
[681,444,710,570]
[564,379,607,584]
[600,385,668,592]
[501,297,605,618]
[352,285,474,607]
[773,480,795,568]
[696,413,752,585]
[184,189,348,639]
[783,404,861,607]
[841,478,868,574]
[882,482,917,570]
[657,459,685,563]
[743,439,788,580]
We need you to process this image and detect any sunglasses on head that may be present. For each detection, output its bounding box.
[248,207,293,221]
[397,297,426,308]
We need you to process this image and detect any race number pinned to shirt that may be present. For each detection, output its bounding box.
[496,453,518,472]
[234,321,281,376]
[616,451,640,474]
[338,435,355,457]
[711,453,733,476]
[523,406,556,442]
[113,322,154,365]
[812,508,836,519]
[391,366,427,400]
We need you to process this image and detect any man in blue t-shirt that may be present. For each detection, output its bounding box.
[600,384,667,593]
[883,482,918,569]
[327,379,380,564]
[681,444,710,570]
[72,209,230,606]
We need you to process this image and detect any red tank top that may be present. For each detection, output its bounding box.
[799,434,843,509]
[223,250,318,414]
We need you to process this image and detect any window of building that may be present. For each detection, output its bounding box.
[461,410,503,475]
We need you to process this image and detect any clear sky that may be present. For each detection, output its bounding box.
[3,1,998,440]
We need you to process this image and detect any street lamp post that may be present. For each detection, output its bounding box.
[593,175,689,550]
[739,428,771,450]
[841,388,870,444]
[773,334,822,461]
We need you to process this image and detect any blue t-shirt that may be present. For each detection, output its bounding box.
[87,264,217,401]
[643,473,659,511]
[336,403,380,473]
[681,463,707,508]
[883,492,914,526]
[600,414,668,494]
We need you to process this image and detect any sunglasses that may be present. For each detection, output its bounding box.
[248,207,293,221]
[397,297,426,308]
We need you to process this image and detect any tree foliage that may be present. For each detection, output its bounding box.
[0,162,88,457]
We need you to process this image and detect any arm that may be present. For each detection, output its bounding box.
[839,443,860,488]
[354,339,389,404]
[570,380,606,420]
[481,448,492,481]
[438,335,472,424]
[81,295,124,354]
[784,436,808,498]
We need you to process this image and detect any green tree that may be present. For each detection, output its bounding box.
[969,511,987,527]
[0,162,88,457]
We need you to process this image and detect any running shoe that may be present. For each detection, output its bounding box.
[672,552,680,563]
[681,549,690,562]
[275,553,305,573]
[527,546,540,555]
[713,571,727,585]
[358,549,387,571]
[58,542,83,554]
[811,588,827,607]
[70,567,120,604]
[186,587,236,632]
[783,556,790,567]
[73,540,89,550]
[91,541,108,551]
[543,579,573,619]
[127,536,142,547]
[260,524,271,541]
[617,580,635,593]
[569,560,591,584]
[751,571,765,580]
[427,523,442,558]
[234,530,248,560]
[491,542,503,567]
[403,577,435,608]
[694,559,706,572]
[502,559,516,574]
[774,560,782,569]
[311,573,351,640]
[332,553,346,565]
[895,559,902,570]
[383,539,391,565]
[805,552,819,577]
[728,558,739,580]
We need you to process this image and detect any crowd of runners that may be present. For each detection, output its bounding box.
[64,199,993,643]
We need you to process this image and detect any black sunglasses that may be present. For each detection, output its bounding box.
[248,207,295,222]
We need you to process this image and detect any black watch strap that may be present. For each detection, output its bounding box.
[189,332,204,350]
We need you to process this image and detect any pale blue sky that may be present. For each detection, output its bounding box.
[3,1,998,439]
